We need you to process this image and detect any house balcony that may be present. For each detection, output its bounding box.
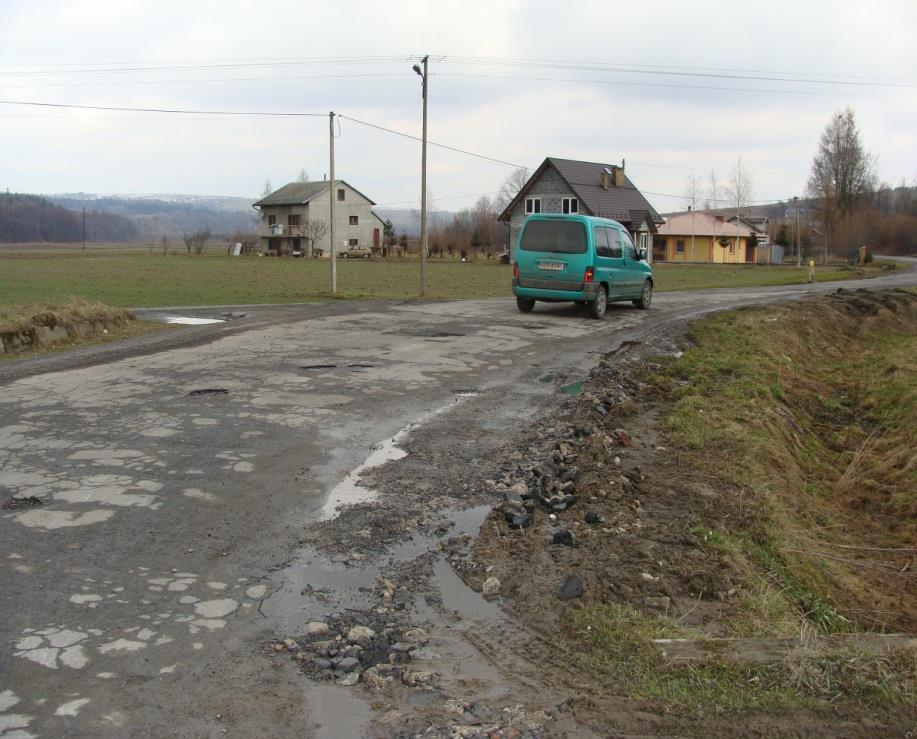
[261,224,305,237]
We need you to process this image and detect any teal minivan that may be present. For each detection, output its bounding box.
[512,214,653,318]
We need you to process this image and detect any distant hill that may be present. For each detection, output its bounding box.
[49,193,258,240]
[373,208,454,237]
[0,192,138,243]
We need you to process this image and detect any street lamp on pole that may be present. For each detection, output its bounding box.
[412,56,429,299]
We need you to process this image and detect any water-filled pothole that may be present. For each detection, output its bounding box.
[300,363,376,371]
[2,496,45,510]
[187,388,230,396]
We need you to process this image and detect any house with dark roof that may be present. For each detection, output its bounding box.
[253,180,385,257]
[497,157,663,259]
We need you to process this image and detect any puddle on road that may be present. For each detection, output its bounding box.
[316,393,479,522]
[316,431,410,522]
[560,380,584,395]
[434,557,505,623]
[263,505,493,632]
[162,316,225,325]
[309,683,371,739]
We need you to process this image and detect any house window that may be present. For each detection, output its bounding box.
[349,238,358,246]
[288,214,301,226]
[729,240,736,254]
[675,239,685,254]
[562,197,578,214]
[267,214,276,226]
[337,188,345,201]
[349,216,358,225]
[524,197,541,215]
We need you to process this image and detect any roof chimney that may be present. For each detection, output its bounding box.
[601,167,611,191]
[614,160,625,187]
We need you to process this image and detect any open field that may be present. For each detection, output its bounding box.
[0,251,899,308]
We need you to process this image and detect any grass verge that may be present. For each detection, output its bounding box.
[0,298,173,361]
[566,289,916,719]
[570,603,915,716]
[0,252,899,308]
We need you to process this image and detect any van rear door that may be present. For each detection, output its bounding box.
[517,219,589,289]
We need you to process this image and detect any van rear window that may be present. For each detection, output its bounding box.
[519,220,587,254]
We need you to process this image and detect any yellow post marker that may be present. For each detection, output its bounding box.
[808,259,816,283]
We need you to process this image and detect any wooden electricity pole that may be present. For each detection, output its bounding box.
[82,207,86,254]
[329,111,337,295]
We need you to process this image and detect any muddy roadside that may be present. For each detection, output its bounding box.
[266,288,916,738]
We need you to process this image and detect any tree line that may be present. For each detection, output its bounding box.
[682,108,916,259]
[0,192,138,243]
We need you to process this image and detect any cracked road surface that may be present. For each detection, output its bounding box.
[1,264,914,737]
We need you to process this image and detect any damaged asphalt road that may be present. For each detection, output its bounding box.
[1,264,915,738]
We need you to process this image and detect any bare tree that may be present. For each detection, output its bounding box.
[183,228,212,256]
[261,178,273,199]
[706,169,720,212]
[297,169,309,183]
[806,108,877,233]
[304,218,328,258]
[494,167,531,212]
[472,195,498,257]
[725,157,755,211]
[683,172,703,212]
[160,235,169,256]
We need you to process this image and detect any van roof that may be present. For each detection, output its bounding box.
[524,213,625,227]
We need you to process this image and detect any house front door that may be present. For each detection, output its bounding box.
[373,228,380,248]
[745,242,756,263]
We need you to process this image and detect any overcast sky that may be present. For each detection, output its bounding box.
[1,0,915,212]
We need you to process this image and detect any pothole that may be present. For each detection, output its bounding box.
[3,496,46,510]
[187,388,230,396]
[300,364,376,371]
[425,332,465,339]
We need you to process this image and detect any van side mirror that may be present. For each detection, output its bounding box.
[638,248,648,261]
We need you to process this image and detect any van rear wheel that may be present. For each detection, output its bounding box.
[516,296,536,313]
[589,286,607,319]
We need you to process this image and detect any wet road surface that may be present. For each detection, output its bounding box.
[1,263,915,737]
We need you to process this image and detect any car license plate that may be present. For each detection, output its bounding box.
[538,262,564,271]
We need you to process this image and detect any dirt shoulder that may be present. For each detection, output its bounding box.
[461,288,916,735]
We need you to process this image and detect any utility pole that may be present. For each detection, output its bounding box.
[329,111,337,295]
[794,196,800,268]
[81,207,86,254]
[689,205,695,260]
[413,55,429,298]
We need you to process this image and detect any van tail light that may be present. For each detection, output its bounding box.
[583,266,594,283]
[513,262,519,279]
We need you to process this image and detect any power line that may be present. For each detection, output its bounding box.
[338,115,528,169]
[0,56,410,77]
[434,73,917,101]
[376,190,500,206]
[0,72,410,91]
[435,56,917,89]
[0,99,327,117]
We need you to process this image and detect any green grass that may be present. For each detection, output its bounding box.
[662,291,917,634]
[0,251,898,309]
[569,603,914,715]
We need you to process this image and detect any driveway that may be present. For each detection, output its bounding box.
[1,262,914,737]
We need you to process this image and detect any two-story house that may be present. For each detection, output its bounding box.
[497,157,663,259]
[253,180,386,257]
